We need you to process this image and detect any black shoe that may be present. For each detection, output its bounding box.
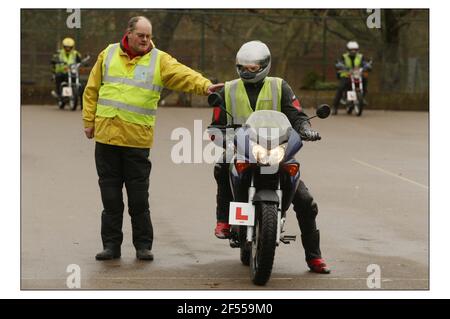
[136,249,154,261]
[95,248,121,260]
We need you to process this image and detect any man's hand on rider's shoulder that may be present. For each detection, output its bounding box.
[207,83,224,94]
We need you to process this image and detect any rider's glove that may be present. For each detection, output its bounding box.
[299,124,321,141]
[363,61,373,71]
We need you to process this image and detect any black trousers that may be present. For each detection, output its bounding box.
[214,163,322,260]
[55,73,68,96]
[95,142,153,251]
[332,77,368,108]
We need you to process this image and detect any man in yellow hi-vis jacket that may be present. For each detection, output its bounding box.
[82,16,223,261]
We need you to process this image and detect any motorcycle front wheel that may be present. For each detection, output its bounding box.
[355,92,364,116]
[70,86,78,111]
[250,201,278,286]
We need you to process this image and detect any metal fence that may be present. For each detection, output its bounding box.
[21,9,429,109]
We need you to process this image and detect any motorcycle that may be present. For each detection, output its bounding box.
[207,93,330,285]
[52,55,90,111]
[336,60,372,116]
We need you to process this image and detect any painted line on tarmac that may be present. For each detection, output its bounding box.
[351,158,428,190]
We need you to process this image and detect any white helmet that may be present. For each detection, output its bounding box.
[346,41,359,50]
[236,40,271,83]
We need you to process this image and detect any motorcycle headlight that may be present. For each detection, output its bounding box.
[70,65,77,73]
[252,144,269,165]
[251,144,286,166]
[268,144,286,165]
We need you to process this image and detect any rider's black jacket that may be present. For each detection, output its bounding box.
[210,78,312,134]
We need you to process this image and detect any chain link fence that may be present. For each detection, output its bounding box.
[21,9,429,110]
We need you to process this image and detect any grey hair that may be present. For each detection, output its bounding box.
[127,16,152,32]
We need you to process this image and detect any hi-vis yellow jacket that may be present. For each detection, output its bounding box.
[54,49,81,73]
[82,41,212,148]
[224,77,282,125]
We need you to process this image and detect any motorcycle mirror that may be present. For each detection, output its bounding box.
[207,92,235,124]
[316,104,331,119]
[208,92,224,107]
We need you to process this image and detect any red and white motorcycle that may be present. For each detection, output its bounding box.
[338,61,372,116]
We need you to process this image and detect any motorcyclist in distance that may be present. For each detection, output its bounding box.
[332,41,372,115]
[51,37,82,105]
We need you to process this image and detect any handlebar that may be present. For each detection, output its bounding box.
[336,60,373,71]
[207,124,242,130]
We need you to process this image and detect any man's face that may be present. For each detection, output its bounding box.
[127,19,152,54]
[63,46,73,53]
[349,49,358,57]
[237,64,262,73]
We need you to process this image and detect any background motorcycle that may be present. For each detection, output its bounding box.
[336,60,372,116]
[52,55,90,111]
[208,93,330,285]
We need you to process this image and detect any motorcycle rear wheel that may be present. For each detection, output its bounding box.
[250,202,278,286]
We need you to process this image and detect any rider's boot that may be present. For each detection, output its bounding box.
[332,106,338,115]
[214,221,231,239]
[307,258,331,274]
[301,230,331,274]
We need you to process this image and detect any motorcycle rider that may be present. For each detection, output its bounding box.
[211,40,330,274]
[332,41,372,115]
[51,37,82,105]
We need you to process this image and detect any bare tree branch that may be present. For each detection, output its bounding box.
[325,24,352,42]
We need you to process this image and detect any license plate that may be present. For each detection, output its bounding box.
[347,91,357,101]
[229,202,255,226]
[62,87,73,97]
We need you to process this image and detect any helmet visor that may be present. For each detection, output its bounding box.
[237,64,262,73]
[348,49,358,56]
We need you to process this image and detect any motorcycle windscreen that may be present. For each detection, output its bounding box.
[245,110,292,146]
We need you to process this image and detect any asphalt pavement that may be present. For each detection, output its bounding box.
[21,104,428,290]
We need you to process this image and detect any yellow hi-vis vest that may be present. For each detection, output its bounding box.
[54,49,79,73]
[224,77,282,125]
[339,53,363,78]
[96,43,164,127]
